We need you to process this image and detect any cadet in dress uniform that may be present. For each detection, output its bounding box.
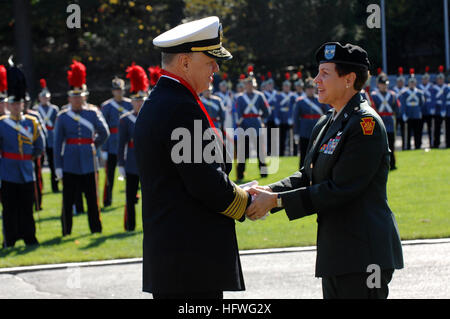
[393,67,407,150]
[201,85,226,130]
[34,79,60,193]
[275,74,295,156]
[418,67,434,147]
[433,66,447,148]
[135,16,252,299]
[100,77,133,208]
[235,74,270,180]
[399,70,425,150]
[246,42,403,299]
[54,60,110,236]
[215,74,234,130]
[263,73,279,156]
[371,74,399,170]
[118,63,148,232]
[1,64,44,247]
[293,78,329,169]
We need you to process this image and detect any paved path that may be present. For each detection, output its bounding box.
[0,239,449,299]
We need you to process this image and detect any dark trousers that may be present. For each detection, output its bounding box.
[298,137,310,169]
[153,291,223,299]
[62,172,102,236]
[387,132,396,169]
[266,120,276,156]
[1,181,38,247]
[422,115,433,147]
[124,173,140,231]
[406,119,423,150]
[446,117,450,148]
[33,156,43,210]
[103,153,117,207]
[433,116,443,148]
[322,269,394,299]
[46,147,59,192]
[397,118,407,150]
[279,124,290,156]
[236,135,267,180]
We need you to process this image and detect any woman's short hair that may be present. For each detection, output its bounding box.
[334,63,369,91]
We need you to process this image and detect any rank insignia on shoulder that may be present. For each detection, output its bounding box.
[360,117,375,135]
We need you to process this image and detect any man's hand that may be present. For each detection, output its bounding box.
[118,166,126,178]
[245,186,277,221]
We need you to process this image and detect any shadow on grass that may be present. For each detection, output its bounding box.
[0,243,40,258]
[79,230,142,250]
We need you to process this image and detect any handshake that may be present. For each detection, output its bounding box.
[239,180,279,221]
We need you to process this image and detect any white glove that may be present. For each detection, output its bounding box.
[402,114,408,122]
[294,134,300,144]
[55,168,63,181]
[118,166,126,178]
[274,118,280,126]
[101,151,108,161]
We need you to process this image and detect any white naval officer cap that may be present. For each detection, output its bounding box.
[153,16,232,60]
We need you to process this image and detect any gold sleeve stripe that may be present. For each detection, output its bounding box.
[220,186,248,220]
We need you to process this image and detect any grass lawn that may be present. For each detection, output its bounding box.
[1,149,449,268]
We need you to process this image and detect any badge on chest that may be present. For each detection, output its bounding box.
[319,133,342,155]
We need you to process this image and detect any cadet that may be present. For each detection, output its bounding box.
[399,70,425,150]
[263,74,279,156]
[215,74,234,130]
[275,74,296,156]
[100,77,132,208]
[371,74,399,170]
[0,64,44,247]
[54,60,110,236]
[201,85,226,131]
[293,78,329,168]
[35,79,60,193]
[393,67,407,150]
[235,74,270,180]
[418,67,434,147]
[118,63,148,231]
[433,66,447,148]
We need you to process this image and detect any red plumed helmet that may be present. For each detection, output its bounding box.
[425,66,430,73]
[247,65,254,74]
[261,75,265,81]
[67,60,87,87]
[40,78,47,89]
[222,73,228,80]
[439,65,444,73]
[377,67,382,75]
[127,62,149,93]
[297,71,302,79]
[147,65,161,87]
[239,73,245,80]
[409,68,415,75]
[267,71,272,78]
[285,72,290,80]
[0,65,7,92]
[398,67,403,75]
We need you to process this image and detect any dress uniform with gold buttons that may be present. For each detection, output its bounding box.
[135,16,251,298]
